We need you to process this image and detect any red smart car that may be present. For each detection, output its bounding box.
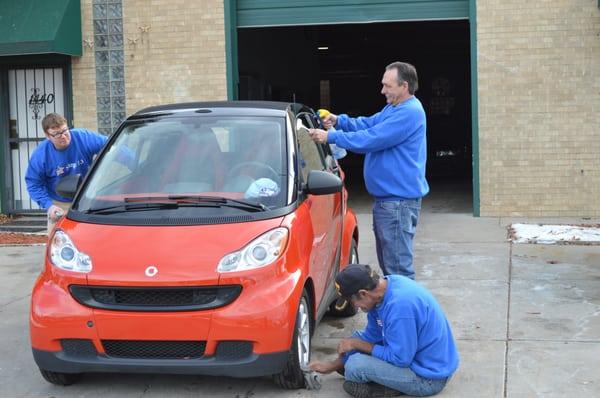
[30,101,359,389]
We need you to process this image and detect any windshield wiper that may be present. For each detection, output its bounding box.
[84,195,266,215]
[167,195,267,212]
[84,202,180,214]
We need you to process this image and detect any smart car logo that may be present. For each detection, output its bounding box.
[145,266,158,277]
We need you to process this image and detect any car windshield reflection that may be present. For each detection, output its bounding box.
[75,116,287,215]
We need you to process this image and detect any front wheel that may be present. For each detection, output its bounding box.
[273,290,312,389]
[39,369,82,386]
[328,238,359,317]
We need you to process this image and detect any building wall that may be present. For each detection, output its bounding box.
[71,1,599,216]
[72,0,227,130]
[477,0,600,216]
[72,0,97,130]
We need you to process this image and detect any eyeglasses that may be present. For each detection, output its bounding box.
[47,127,69,138]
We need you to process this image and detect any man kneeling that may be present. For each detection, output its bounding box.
[310,264,459,397]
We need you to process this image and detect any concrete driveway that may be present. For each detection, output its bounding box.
[1,188,599,397]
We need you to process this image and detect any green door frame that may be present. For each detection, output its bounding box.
[0,54,73,214]
[223,0,480,216]
[469,0,480,216]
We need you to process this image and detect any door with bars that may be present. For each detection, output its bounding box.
[8,67,66,212]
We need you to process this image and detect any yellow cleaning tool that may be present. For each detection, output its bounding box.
[317,109,330,119]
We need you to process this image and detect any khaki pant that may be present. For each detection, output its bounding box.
[47,201,71,234]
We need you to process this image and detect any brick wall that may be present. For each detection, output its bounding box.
[477,0,600,216]
[71,1,97,130]
[71,1,599,217]
[72,0,227,129]
[122,0,227,113]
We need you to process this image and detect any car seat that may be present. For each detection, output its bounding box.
[161,128,224,193]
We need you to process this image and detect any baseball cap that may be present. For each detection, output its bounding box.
[335,264,379,299]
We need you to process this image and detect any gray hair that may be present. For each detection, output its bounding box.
[385,62,419,94]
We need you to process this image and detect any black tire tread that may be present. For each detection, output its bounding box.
[273,291,310,389]
[328,238,359,317]
[39,369,81,386]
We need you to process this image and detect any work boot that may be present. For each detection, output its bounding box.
[342,381,403,398]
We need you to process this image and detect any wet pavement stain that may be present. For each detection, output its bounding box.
[324,319,345,329]
[313,346,337,355]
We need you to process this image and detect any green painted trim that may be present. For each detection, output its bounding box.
[225,0,239,100]
[0,70,8,213]
[237,0,469,27]
[0,0,82,56]
[469,0,479,216]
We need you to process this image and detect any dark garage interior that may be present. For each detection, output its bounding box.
[238,20,472,211]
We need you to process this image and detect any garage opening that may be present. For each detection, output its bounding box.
[238,20,472,212]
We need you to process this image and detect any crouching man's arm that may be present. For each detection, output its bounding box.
[309,355,344,374]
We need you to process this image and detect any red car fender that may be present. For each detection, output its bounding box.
[339,208,359,270]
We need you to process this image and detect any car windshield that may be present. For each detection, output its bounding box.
[75,115,288,216]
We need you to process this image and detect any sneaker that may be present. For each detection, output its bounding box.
[342,381,403,398]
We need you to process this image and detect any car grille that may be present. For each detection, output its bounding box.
[102,340,206,359]
[215,341,253,360]
[61,339,98,358]
[69,285,242,311]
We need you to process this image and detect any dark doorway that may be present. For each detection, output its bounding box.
[238,20,472,211]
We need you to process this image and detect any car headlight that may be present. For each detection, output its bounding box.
[49,230,93,273]
[217,227,288,273]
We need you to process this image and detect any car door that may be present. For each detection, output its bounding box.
[295,111,343,305]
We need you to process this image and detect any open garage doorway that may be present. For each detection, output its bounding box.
[238,20,472,213]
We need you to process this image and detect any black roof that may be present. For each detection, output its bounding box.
[133,100,303,117]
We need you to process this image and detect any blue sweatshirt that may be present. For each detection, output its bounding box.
[25,129,107,209]
[351,275,459,379]
[328,97,429,200]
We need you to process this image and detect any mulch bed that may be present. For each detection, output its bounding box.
[0,214,47,245]
[0,232,48,245]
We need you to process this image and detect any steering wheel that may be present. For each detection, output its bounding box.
[227,161,280,181]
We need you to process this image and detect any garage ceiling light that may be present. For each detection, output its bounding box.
[317,46,329,50]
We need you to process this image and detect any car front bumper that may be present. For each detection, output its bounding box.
[32,347,288,377]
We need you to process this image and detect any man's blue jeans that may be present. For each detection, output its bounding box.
[372,198,421,279]
[345,352,449,396]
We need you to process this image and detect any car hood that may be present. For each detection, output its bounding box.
[57,217,284,286]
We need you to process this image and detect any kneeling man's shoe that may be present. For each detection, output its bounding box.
[342,381,402,398]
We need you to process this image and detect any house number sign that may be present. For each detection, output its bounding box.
[29,88,55,120]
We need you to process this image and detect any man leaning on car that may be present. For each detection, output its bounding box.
[25,113,107,233]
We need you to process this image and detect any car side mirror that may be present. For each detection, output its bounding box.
[55,174,81,199]
[305,170,342,195]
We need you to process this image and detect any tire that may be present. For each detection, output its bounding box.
[39,369,82,386]
[328,238,359,317]
[273,290,312,389]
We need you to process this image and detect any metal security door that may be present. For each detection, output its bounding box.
[8,67,65,211]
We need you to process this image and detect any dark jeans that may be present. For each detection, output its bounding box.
[345,352,449,396]
[372,198,421,279]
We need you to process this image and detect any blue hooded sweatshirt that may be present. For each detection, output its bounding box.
[327,97,429,200]
[25,128,107,209]
[348,275,459,379]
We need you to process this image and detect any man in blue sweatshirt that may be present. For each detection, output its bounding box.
[309,62,428,280]
[25,113,107,232]
[310,264,458,397]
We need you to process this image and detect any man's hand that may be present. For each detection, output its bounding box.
[47,205,65,222]
[337,338,374,355]
[322,113,337,130]
[308,128,328,144]
[309,357,344,374]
